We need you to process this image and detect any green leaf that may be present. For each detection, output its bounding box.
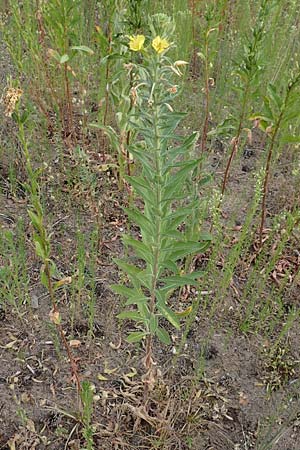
[161,259,178,273]
[137,270,153,290]
[122,235,153,264]
[126,175,156,207]
[125,296,148,306]
[111,285,149,306]
[28,210,42,232]
[40,268,49,289]
[281,135,300,144]
[149,314,158,333]
[160,271,204,289]
[71,45,94,55]
[129,148,154,176]
[124,207,154,236]
[111,284,138,298]
[126,331,147,343]
[281,110,300,126]
[163,241,210,261]
[89,124,119,151]
[113,259,142,277]
[198,232,212,241]
[156,327,171,345]
[162,230,183,239]
[60,54,69,64]
[157,302,180,329]
[35,240,47,260]
[267,83,282,110]
[117,311,143,322]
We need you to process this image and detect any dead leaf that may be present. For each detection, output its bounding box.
[104,362,118,374]
[4,340,18,349]
[97,374,108,381]
[124,367,137,378]
[239,392,249,406]
[49,309,61,324]
[26,418,36,432]
[69,340,81,348]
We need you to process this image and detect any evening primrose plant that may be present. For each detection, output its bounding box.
[111,32,211,390]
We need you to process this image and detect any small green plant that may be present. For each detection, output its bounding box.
[250,71,300,244]
[2,0,94,146]
[220,0,272,194]
[0,220,29,313]
[198,4,218,153]
[262,344,297,394]
[80,381,95,450]
[111,20,211,393]
[12,97,81,398]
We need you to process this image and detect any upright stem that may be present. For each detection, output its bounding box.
[200,33,210,153]
[259,74,300,245]
[259,114,283,245]
[190,0,197,76]
[221,82,249,194]
[103,24,112,127]
[18,119,81,402]
[144,62,162,395]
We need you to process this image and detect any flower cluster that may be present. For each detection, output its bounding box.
[129,35,170,54]
[2,87,23,117]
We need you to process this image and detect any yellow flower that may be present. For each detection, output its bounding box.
[152,36,170,54]
[129,35,145,52]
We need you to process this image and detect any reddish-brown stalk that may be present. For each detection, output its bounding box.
[35,2,65,136]
[259,75,300,246]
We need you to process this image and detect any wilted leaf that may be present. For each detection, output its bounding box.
[69,339,81,348]
[49,310,61,325]
[97,374,108,381]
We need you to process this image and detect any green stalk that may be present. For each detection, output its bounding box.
[145,63,162,383]
[17,113,81,402]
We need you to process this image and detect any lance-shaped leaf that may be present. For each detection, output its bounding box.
[117,311,144,322]
[149,314,159,333]
[157,302,180,329]
[111,284,140,298]
[71,45,94,55]
[123,235,153,265]
[159,270,205,290]
[267,83,283,111]
[163,160,200,200]
[124,207,155,237]
[126,331,147,343]
[162,240,210,261]
[156,327,171,345]
[113,259,142,279]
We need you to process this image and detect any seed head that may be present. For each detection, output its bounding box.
[2,87,23,117]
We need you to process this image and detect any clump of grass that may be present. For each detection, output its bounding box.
[0,219,29,314]
[262,344,298,394]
